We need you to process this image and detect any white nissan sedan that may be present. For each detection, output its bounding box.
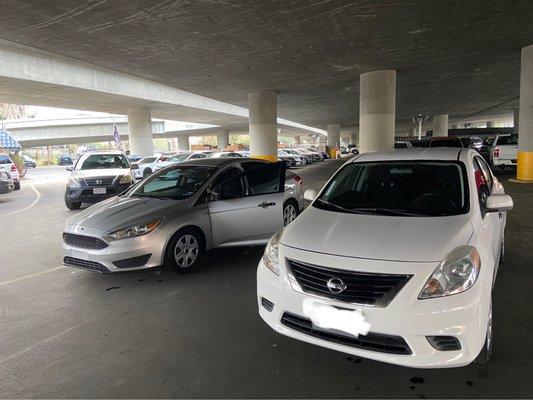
[257,148,513,368]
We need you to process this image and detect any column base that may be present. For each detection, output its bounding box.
[516,151,533,181]
[252,154,278,162]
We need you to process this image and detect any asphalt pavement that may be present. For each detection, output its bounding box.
[0,161,532,398]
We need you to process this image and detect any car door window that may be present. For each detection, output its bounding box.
[244,162,285,196]
[210,167,245,200]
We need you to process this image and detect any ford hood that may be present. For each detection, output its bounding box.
[65,196,188,232]
[281,206,474,262]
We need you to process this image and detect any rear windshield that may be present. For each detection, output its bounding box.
[139,157,157,164]
[315,161,468,216]
[0,155,13,164]
[429,138,463,148]
[78,154,129,170]
[497,135,518,145]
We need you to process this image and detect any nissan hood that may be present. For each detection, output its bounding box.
[281,206,474,262]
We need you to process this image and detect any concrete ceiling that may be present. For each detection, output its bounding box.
[1,0,532,128]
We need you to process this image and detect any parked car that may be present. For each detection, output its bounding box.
[297,148,322,162]
[62,158,303,273]
[428,136,464,148]
[127,154,143,163]
[409,139,429,148]
[22,155,37,168]
[460,136,483,151]
[206,151,243,158]
[132,156,160,180]
[258,148,512,368]
[64,151,136,210]
[0,154,20,190]
[278,150,305,167]
[153,151,208,172]
[488,134,518,170]
[58,154,73,166]
[0,170,14,194]
[346,144,359,155]
[282,149,308,165]
[394,140,413,149]
[291,149,315,164]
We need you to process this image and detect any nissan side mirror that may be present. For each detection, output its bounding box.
[486,194,513,212]
[130,164,139,170]
[65,166,73,172]
[304,189,317,202]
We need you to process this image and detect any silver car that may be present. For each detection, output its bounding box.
[62,158,303,274]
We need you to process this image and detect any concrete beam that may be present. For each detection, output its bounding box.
[0,39,326,138]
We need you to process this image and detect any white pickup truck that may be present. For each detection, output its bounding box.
[488,134,518,170]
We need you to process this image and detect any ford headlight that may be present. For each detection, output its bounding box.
[119,175,133,184]
[68,177,81,188]
[419,246,481,299]
[109,220,160,240]
[262,229,283,275]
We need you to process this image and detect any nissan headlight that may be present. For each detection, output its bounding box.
[262,229,283,275]
[108,220,161,240]
[67,177,81,188]
[419,246,481,299]
[119,175,133,184]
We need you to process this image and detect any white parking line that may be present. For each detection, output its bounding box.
[0,266,66,286]
[0,310,111,365]
[0,183,41,218]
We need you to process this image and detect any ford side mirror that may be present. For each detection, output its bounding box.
[65,166,73,172]
[486,194,513,212]
[304,189,317,202]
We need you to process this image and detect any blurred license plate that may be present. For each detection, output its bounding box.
[93,188,106,194]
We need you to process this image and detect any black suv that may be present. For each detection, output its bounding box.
[64,151,137,210]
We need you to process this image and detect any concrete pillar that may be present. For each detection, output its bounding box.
[248,91,277,161]
[293,136,301,146]
[359,70,396,152]
[326,124,341,147]
[217,129,229,149]
[350,132,358,145]
[409,128,416,136]
[451,124,459,129]
[177,135,189,151]
[433,114,449,137]
[127,107,153,156]
[486,121,494,128]
[517,45,533,181]
[514,108,519,134]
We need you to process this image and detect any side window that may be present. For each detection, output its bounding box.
[473,158,490,208]
[244,163,284,196]
[210,167,245,200]
[476,156,493,192]
[241,161,266,171]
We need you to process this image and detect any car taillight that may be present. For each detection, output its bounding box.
[493,148,500,158]
[11,164,17,172]
[293,175,302,184]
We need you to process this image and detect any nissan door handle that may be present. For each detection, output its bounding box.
[258,201,276,208]
[498,211,503,220]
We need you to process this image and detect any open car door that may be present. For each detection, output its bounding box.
[208,162,286,247]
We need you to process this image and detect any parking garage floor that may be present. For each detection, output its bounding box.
[0,161,532,398]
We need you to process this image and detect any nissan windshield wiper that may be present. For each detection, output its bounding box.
[350,207,430,217]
